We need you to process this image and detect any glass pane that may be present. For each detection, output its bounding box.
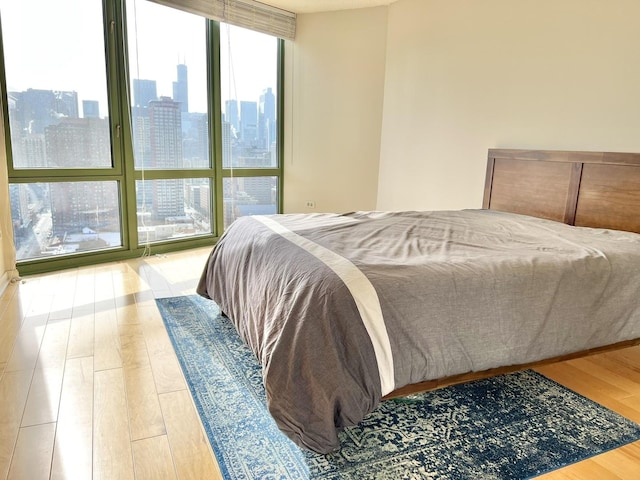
[223,177,278,228]
[10,182,122,261]
[220,24,278,169]
[127,0,209,170]
[1,0,112,169]
[136,178,212,243]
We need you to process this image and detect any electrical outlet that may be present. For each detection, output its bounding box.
[305,200,316,209]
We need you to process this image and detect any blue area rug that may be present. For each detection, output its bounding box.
[156,294,640,479]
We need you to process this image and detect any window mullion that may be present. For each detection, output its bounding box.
[107,0,135,252]
[209,21,224,237]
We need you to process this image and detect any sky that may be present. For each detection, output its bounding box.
[0,0,278,117]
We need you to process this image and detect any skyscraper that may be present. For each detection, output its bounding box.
[225,99,239,133]
[133,79,158,108]
[240,101,258,147]
[54,91,79,118]
[148,97,185,218]
[11,88,78,134]
[131,79,155,170]
[149,97,183,169]
[258,87,276,149]
[83,100,100,118]
[8,88,107,168]
[173,63,188,113]
[222,121,233,168]
[181,112,208,167]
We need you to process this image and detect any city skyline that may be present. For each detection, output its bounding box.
[7,61,278,167]
[1,0,278,118]
[3,0,280,262]
[8,61,278,260]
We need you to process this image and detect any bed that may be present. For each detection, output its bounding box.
[196,148,640,454]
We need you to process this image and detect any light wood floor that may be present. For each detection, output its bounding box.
[0,247,639,479]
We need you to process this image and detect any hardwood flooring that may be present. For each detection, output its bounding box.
[0,247,639,479]
[0,248,221,480]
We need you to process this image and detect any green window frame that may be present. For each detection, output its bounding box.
[0,0,284,275]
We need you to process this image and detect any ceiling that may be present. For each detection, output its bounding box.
[261,0,397,14]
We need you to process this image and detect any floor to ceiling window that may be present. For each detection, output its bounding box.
[3,0,122,263]
[0,0,284,274]
[127,0,213,246]
[219,23,280,228]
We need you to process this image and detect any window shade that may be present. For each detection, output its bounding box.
[146,0,296,40]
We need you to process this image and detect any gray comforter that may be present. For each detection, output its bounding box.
[196,209,640,453]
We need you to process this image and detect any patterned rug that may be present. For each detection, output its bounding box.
[156,294,640,479]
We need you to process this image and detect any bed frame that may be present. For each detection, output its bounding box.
[483,148,640,234]
[385,148,640,399]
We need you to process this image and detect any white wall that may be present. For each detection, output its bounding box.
[377,0,640,211]
[283,7,388,214]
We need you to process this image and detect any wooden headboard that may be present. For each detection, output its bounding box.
[483,149,640,234]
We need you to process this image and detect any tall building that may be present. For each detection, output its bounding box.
[131,113,151,170]
[14,134,47,168]
[258,87,276,149]
[173,63,189,113]
[149,97,182,168]
[198,183,210,214]
[240,101,257,147]
[181,112,208,167]
[83,100,100,118]
[50,181,120,236]
[133,79,157,107]
[8,88,104,168]
[243,176,277,204]
[10,88,78,135]
[221,121,233,168]
[148,97,185,218]
[54,91,79,118]
[45,118,111,168]
[225,99,239,133]
[9,184,31,232]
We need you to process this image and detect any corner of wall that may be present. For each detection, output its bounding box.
[0,98,19,291]
[284,7,388,214]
